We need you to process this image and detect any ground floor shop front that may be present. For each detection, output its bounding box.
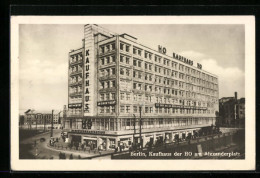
[66,126,209,151]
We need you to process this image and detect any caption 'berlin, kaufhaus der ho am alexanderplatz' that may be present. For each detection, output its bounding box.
[63,24,219,151]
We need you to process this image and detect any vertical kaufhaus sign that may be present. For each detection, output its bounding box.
[83,26,95,116]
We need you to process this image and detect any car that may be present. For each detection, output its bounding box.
[40,137,46,142]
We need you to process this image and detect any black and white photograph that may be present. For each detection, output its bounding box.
[11,16,255,171]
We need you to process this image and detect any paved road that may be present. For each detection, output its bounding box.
[20,129,63,159]
[19,129,114,159]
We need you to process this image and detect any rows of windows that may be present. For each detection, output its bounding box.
[99,42,218,85]
[99,106,116,114]
[100,80,116,89]
[100,55,116,65]
[120,105,214,114]
[100,67,116,77]
[100,92,116,101]
[119,117,212,130]
[70,76,82,83]
[70,65,82,74]
[132,81,217,98]
[69,86,82,94]
[120,92,131,101]
[70,53,83,64]
[118,42,218,84]
[100,43,116,54]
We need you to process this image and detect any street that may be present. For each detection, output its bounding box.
[19,129,114,159]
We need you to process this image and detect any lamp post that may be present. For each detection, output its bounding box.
[133,114,136,145]
[50,110,54,138]
[139,106,143,151]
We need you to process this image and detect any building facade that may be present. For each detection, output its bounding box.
[64,24,219,150]
[23,109,62,129]
[219,92,245,127]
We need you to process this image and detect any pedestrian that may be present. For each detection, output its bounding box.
[59,152,62,159]
[98,145,102,155]
[78,155,81,159]
[69,154,73,159]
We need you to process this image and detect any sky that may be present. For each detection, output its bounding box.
[19,24,245,111]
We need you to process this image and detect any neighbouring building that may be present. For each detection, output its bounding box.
[22,109,62,130]
[63,24,219,150]
[219,92,245,128]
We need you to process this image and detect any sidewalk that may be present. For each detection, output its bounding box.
[44,142,114,158]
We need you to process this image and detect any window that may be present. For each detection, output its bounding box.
[111,106,115,113]
[133,59,137,66]
[145,107,149,113]
[100,94,104,101]
[145,52,148,58]
[138,61,141,67]
[138,72,142,79]
[106,45,110,52]
[120,56,124,62]
[126,106,130,113]
[120,93,125,100]
[133,83,137,89]
[150,107,153,113]
[106,57,110,64]
[101,58,105,65]
[106,68,110,76]
[138,83,142,90]
[120,106,125,113]
[101,81,105,89]
[101,46,105,53]
[149,64,152,70]
[138,95,142,101]
[138,50,141,56]
[111,43,115,50]
[126,69,130,76]
[133,48,137,54]
[111,56,116,63]
[145,63,148,69]
[111,93,115,100]
[149,86,152,91]
[106,81,110,88]
[120,43,124,50]
[112,81,116,87]
[133,71,136,78]
[106,93,110,100]
[120,68,124,75]
[112,68,116,75]
[126,45,130,52]
[126,57,130,64]
[100,106,104,113]
[133,106,138,113]
[106,106,110,113]
[126,93,130,100]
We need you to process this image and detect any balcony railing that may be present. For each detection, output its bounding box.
[69,80,82,86]
[70,59,83,66]
[70,70,82,76]
[69,92,82,97]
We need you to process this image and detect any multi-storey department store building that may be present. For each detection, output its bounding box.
[63,24,219,150]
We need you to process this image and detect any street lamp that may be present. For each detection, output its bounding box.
[139,105,143,151]
[50,110,54,138]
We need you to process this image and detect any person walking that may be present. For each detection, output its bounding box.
[59,152,62,159]
[98,145,102,155]
[69,154,73,159]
